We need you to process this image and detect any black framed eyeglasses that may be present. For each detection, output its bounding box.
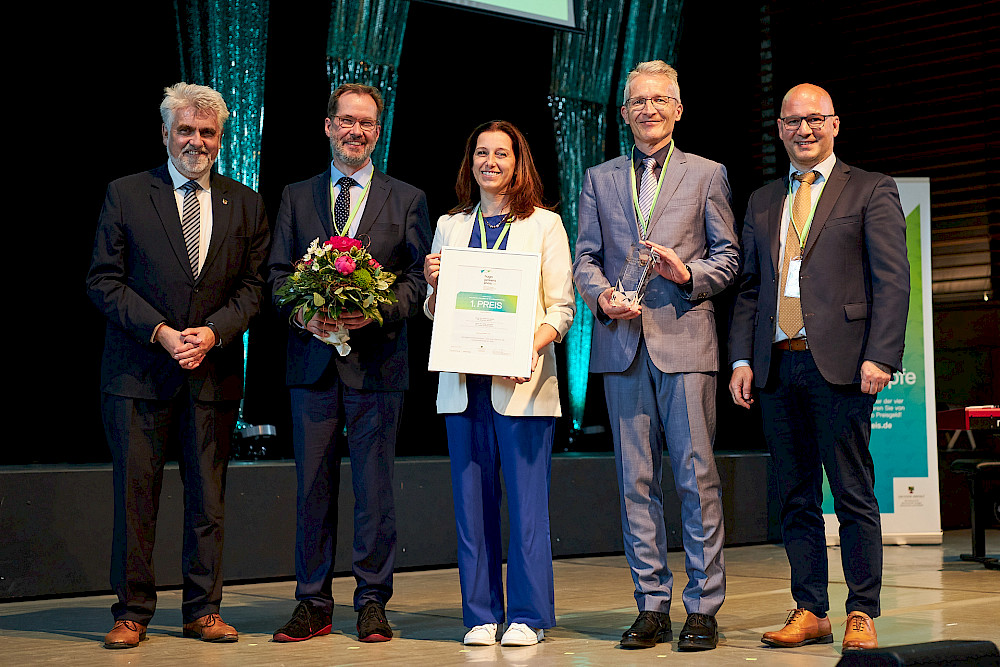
[779,114,836,130]
[332,115,379,131]
[626,96,679,111]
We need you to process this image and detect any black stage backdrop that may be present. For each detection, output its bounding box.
[15,0,992,464]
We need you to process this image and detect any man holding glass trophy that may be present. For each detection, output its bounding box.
[573,60,740,651]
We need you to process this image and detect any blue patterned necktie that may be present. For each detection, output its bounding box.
[180,180,201,277]
[637,157,658,234]
[334,176,357,235]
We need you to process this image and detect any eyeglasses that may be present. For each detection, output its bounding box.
[779,114,836,130]
[332,115,379,132]
[626,96,679,111]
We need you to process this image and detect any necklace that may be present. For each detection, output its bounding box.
[483,213,509,229]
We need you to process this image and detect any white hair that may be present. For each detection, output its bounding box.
[160,82,229,129]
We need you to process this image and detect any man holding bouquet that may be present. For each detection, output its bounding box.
[267,83,431,643]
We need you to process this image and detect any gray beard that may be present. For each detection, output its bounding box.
[333,141,374,169]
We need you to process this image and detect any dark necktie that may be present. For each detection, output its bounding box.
[334,176,358,234]
[180,180,201,277]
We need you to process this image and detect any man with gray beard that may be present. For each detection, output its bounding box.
[267,83,430,643]
[87,82,269,648]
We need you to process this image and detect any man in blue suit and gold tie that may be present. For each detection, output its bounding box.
[267,83,430,644]
[729,83,908,652]
[573,60,739,651]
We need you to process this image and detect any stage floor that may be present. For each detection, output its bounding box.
[2,530,997,666]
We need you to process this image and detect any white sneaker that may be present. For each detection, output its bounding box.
[501,622,543,646]
[464,623,499,645]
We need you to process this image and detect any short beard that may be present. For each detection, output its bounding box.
[333,138,375,170]
[170,149,215,179]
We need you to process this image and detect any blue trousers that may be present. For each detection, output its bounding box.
[760,349,881,618]
[289,373,401,613]
[445,375,556,629]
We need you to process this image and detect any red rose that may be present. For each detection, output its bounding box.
[328,236,362,252]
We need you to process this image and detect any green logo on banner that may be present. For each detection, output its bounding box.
[456,292,518,313]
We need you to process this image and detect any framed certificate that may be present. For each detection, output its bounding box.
[428,246,541,378]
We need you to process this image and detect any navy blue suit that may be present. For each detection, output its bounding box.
[267,167,430,611]
[729,160,909,617]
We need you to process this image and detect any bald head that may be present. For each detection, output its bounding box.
[778,83,839,171]
[781,84,835,115]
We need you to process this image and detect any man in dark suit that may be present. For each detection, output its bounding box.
[729,83,909,652]
[87,82,270,649]
[267,83,430,644]
[573,60,739,651]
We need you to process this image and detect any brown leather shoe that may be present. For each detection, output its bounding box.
[182,613,238,642]
[104,619,147,649]
[842,611,877,651]
[761,609,833,648]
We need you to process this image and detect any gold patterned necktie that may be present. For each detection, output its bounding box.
[778,170,818,339]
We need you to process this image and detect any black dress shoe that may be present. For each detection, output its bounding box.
[357,601,392,642]
[677,612,718,651]
[273,601,332,642]
[621,611,672,649]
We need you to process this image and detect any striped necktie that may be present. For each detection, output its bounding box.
[180,180,201,278]
[637,157,658,234]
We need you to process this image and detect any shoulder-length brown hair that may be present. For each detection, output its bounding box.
[449,120,547,220]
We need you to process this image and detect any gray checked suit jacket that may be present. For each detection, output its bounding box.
[573,147,740,374]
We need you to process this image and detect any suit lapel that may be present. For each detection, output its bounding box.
[309,168,333,238]
[612,156,641,243]
[645,147,687,237]
[355,170,390,239]
[803,159,849,258]
[766,177,788,275]
[201,174,232,281]
[150,165,195,281]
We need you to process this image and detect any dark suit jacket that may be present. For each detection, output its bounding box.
[267,168,430,391]
[729,159,909,386]
[86,164,270,402]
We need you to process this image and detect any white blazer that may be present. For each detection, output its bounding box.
[425,207,575,417]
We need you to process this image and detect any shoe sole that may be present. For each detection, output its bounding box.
[842,644,877,652]
[677,640,718,651]
[621,631,672,649]
[273,624,333,642]
[761,633,834,648]
[359,632,392,642]
[182,629,238,642]
[103,635,146,649]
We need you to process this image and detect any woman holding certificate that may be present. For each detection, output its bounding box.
[423,120,575,647]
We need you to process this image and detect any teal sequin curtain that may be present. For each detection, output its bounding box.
[174,0,270,190]
[549,0,626,430]
[615,0,684,155]
[175,0,269,433]
[327,0,410,173]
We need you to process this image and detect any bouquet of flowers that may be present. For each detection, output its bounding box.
[274,235,397,355]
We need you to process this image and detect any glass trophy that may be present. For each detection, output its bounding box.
[613,243,658,307]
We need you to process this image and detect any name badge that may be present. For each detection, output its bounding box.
[784,258,802,298]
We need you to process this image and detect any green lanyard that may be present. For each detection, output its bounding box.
[329,170,374,237]
[629,140,674,238]
[786,175,825,251]
[476,205,511,250]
